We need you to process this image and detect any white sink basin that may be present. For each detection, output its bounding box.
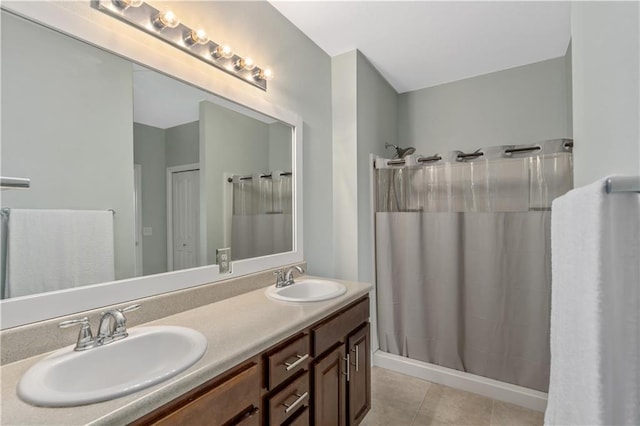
[17,325,207,407]
[265,279,347,302]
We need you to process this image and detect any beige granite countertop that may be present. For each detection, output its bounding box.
[0,277,372,425]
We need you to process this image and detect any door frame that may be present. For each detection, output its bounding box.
[166,163,200,271]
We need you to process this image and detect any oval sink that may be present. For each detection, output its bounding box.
[265,279,347,302]
[18,325,207,407]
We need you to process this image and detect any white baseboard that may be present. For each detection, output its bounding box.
[372,350,548,413]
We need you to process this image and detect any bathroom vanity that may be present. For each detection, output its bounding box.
[0,278,372,425]
[133,296,370,425]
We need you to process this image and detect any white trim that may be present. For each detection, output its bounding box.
[133,164,143,277]
[166,163,200,271]
[0,3,305,329]
[368,154,379,353]
[373,350,548,413]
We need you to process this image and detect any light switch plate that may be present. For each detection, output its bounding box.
[216,248,231,274]
[142,227,152,236]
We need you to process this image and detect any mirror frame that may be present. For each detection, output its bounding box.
[0,1,303,329]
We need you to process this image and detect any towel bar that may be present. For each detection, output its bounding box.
[0,208,116,216]
[605,176,640,194]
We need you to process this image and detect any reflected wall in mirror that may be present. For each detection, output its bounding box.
[0,10,293,300]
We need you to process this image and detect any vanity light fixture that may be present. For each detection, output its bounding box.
[96,0,270,90]
[185,29,209,46]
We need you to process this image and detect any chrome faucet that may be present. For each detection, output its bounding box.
[285,265,305,285]
[96,304,140,344]
[59,304,141,351]
[274,265,305,288]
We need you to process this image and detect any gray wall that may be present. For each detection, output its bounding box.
[571,2,640,187]
[356,52,398,285]
[133,121,200,275]
[269,122,293,172]
[1,11,136,281]
[200,101,271,265]
[331,50,398,282]
[398,57,572,155]
[166,121,199,168]
[564,42,573,138]
[133,123,167,276]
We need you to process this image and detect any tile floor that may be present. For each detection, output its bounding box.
[361,367,544,426]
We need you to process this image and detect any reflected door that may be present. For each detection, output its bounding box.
[171,169,200,271]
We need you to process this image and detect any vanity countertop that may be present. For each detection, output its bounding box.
[0,277,372,425]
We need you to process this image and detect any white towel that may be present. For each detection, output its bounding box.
[545,177,640,425]
[4,209,115,298]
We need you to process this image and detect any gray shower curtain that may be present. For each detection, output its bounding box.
[375,141,573,392]
[231,172,292,260]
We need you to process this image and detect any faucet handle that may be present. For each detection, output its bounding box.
[118,304,141,314]
[59,317,96,351]
[273,270,285,286]
[113,304,141,337]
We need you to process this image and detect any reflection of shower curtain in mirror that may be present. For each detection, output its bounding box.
[231,172,292,261]
[375,142,573,392]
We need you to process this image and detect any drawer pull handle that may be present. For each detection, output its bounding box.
[283,354,309,371]
[238,407,259,424]
[343,354,350,382]
[282,391,309,413]
[352,345,360,372]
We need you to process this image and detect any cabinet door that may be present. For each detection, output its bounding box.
[313,344,347,426]
[347,323,370,425]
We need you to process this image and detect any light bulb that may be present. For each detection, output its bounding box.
[235,57,255,71]
[153,10,180,29]
[212,44,234,59]
[112,0,143,9]
[185,28,209,46]
[253,68,273,81]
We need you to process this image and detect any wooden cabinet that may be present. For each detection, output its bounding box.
[347,323,370,425]
[313,344,347,426]
[131,360,261,426]
[311,298,371,426]
[131,295,370,426]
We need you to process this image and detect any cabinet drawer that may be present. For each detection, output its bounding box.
[266,333,310,390]
[285,406,309,426]
[267,372,310,426]
[148,363,260,426]
[312,297,369,357]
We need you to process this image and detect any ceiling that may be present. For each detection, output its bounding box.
[270,1,571,93]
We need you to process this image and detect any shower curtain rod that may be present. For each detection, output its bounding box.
[605,176,640,193]
[0,208,116,216]
[226,172,292,183]
[382,140,574,167]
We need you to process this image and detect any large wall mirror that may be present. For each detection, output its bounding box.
[0,4,303,329]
